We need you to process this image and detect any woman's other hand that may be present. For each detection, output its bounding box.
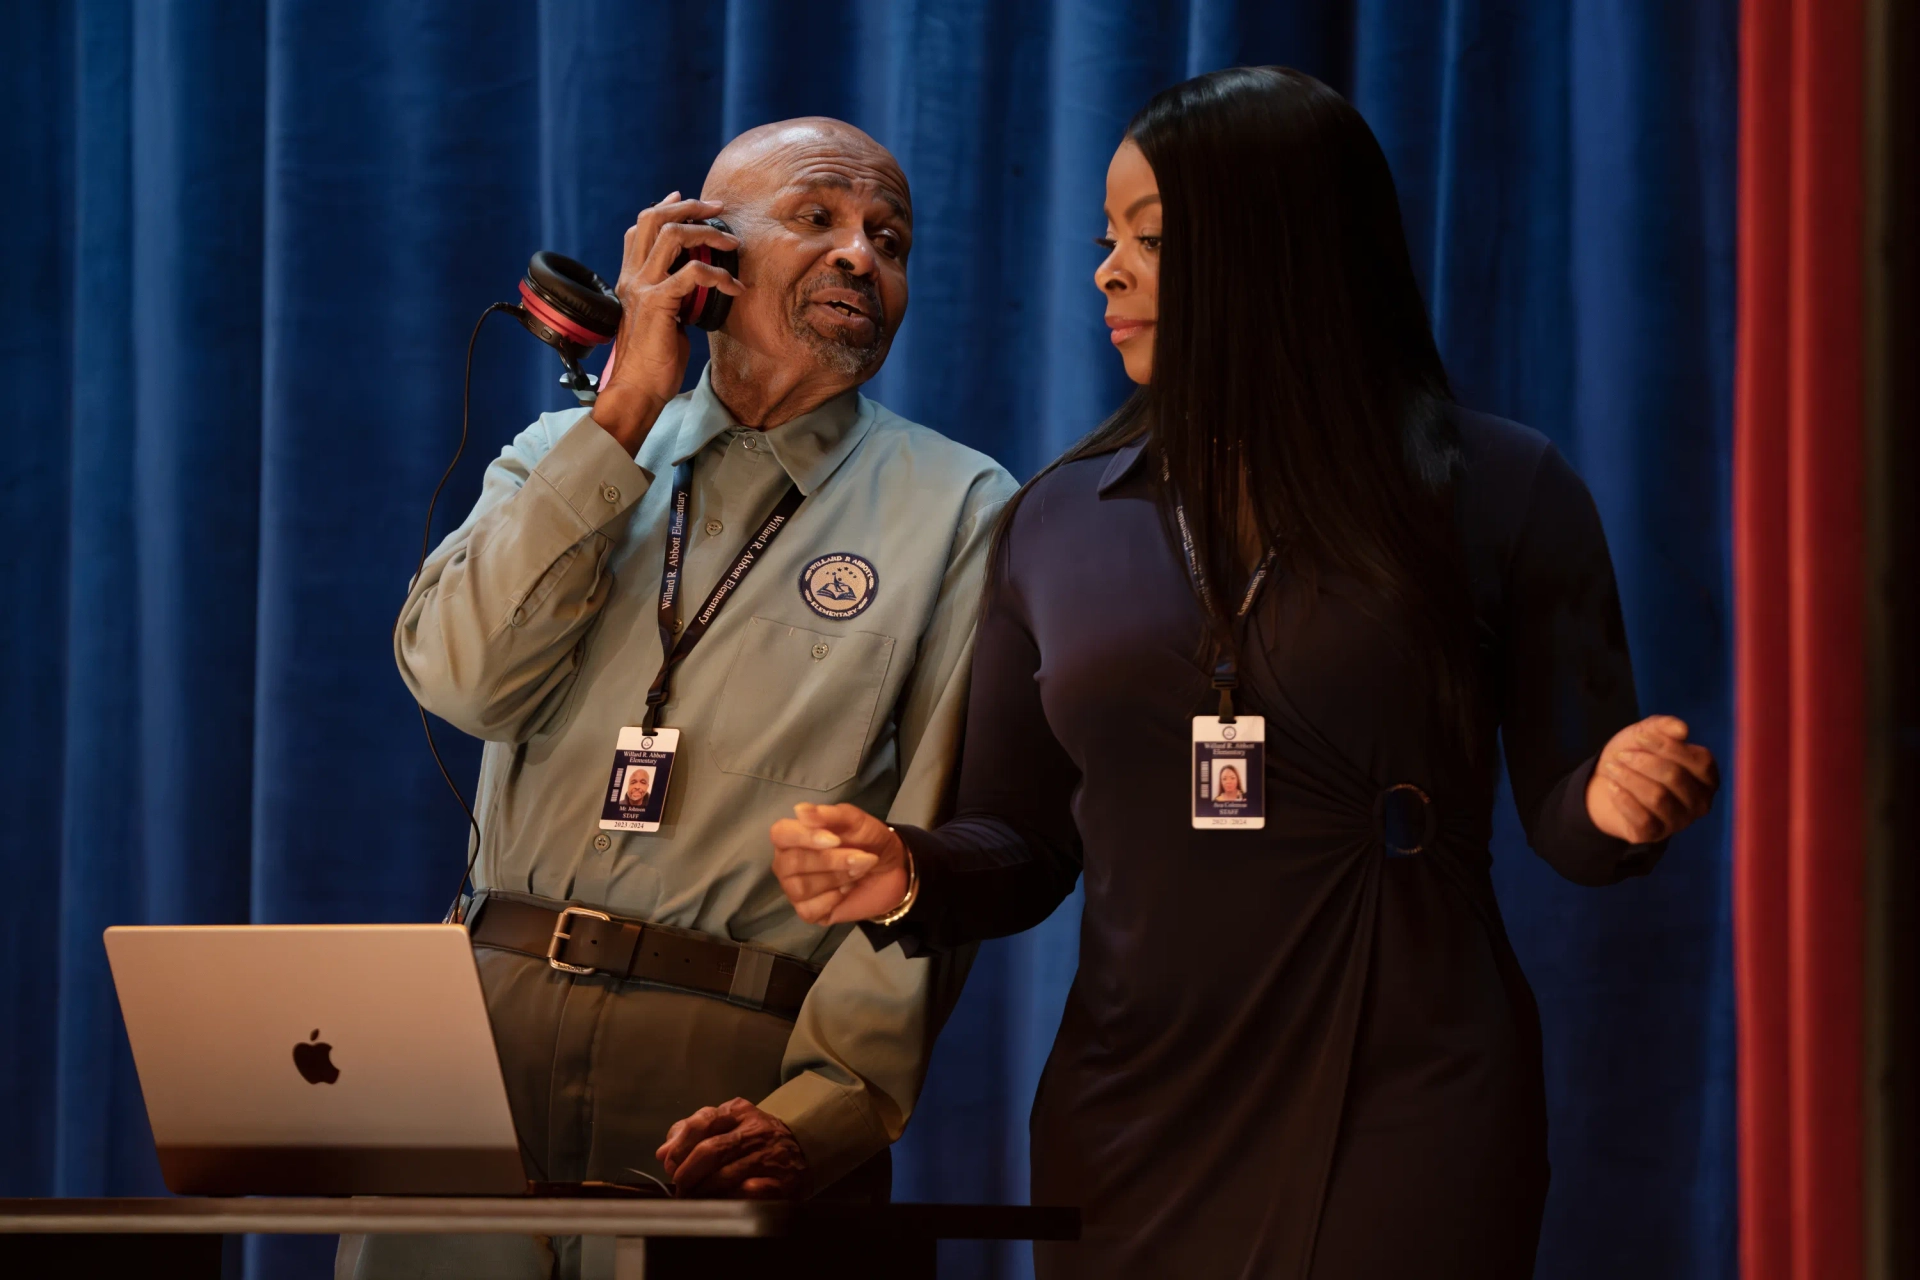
[770,803,911,926]
[1585,714,1719,844]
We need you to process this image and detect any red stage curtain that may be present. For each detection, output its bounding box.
[1734,0,1867,1277]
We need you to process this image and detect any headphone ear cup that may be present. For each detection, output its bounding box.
[671,218,738,333]
[523,252,621,344]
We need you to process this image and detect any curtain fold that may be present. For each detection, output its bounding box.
[1733,1,1867,1278]
[0,4,1738,1278]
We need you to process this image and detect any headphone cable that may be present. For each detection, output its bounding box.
[410,300,516,924]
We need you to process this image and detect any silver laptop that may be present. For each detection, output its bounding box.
[104,924,528,1196]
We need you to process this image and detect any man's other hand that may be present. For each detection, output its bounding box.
[656,1097,807,1199]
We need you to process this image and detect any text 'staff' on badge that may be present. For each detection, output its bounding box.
[800,553,878,620]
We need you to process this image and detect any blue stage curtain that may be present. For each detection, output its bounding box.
[0,3,1736,1277]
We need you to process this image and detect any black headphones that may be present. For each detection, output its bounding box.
[515,251,620,354]
[665,216,739,331]
[511,218,737,400]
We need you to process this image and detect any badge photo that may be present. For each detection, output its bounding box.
[599,726,681,833]
[799,552,878,620]
[1192,715,1266,830]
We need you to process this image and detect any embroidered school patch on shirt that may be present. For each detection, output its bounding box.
[800,552,878,620]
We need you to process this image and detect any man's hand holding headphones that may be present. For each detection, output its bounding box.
[589,194,742,452]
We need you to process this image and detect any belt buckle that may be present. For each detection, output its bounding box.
[548,905,612,974]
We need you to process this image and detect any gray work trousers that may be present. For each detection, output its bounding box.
[338,943,888,1280]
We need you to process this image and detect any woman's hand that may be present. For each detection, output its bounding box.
[770,803,911,926]
[1585,715,1719,844]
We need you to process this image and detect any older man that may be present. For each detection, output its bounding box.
[350,118,1012,1279]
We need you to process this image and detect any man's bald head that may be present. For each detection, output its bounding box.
[702,118,911,221]
[691,117,914,412]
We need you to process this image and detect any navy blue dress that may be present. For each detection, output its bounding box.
[870,410,1662,1279]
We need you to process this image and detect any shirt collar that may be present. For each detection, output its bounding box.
[1096,438,1151,496]
[670,365,873,496]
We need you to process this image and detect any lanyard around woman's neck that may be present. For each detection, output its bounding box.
[1163,461,1277,723]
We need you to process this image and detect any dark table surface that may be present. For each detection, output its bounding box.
[0,1197,1079,1240]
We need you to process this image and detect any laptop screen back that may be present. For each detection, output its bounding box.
[105,923,525,1195]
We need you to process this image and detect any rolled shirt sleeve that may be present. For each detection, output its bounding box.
[757,478,1011,1189]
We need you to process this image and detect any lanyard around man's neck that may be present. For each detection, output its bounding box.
[642,458,804,732]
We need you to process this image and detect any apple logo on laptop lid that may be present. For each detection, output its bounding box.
[293,1029,339,1085]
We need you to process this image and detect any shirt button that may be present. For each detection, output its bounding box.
[741,436,758,452]
[593,833,612,851]
[812,642,830,660]
[705,519,724,536]
[602,484,621,504]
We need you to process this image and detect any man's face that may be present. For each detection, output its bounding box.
[626,773,649,803]
[707,132,912,387]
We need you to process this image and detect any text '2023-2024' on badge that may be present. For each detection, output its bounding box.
[800,552,879,620]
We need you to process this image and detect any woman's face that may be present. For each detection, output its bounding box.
[1096,138,1161,385]
[1218,766,1241,796]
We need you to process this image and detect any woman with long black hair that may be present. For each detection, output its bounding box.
[759,67,1716,1277]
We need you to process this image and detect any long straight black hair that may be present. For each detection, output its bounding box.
[1004,66,1482,752]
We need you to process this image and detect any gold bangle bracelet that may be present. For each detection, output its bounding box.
[871,831,919,927]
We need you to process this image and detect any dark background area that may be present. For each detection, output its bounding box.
[1868,0,1918,1272]
[0,3,1737,1277]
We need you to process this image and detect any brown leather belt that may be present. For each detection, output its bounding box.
[467,891,818,1021]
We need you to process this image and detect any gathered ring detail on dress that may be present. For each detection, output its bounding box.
[1373,782,1437,857]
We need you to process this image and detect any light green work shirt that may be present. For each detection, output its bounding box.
[395,366,1015,1185]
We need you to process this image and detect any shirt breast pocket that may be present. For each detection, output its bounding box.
[709,615,897,792]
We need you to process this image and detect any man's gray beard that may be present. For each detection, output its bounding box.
[789,296,887,378]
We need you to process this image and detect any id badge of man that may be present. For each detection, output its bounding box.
[1193,716,1266,829]
[600,727,681,832]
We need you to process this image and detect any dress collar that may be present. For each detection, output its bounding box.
[669,365,873,496]
[1096,438,1152,496]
